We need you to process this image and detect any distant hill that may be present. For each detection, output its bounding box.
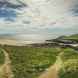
[63,34,78,40]
[0,34,78,46]
[46,34,78,42]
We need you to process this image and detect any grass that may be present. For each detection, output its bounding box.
[0,48,5,65]
[59,48,78,78]
[59,70,78,78]
[2,46,61,78]
[0,45,78,78]
[60,48,78,61]
[62,34,78,41]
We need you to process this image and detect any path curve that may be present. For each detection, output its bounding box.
[38,52,64,78]
[0,48,13,78]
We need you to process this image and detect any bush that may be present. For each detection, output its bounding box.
[0,49,5,65]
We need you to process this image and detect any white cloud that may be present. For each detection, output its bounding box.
[0,0,78,43]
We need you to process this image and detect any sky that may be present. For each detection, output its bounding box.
[0,0,78,44]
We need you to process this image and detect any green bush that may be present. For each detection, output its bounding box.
[59,69,78,78]
[0,49,5,65]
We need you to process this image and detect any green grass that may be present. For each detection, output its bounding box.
[59,48,78,78]
[62,34,78,41]
[60,48,78,61]
[0,49,5,65]
[2,46,61,78]
[1,45,78,78]
[59,70,78,78]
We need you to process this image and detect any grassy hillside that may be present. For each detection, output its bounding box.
[2,46,61,78]
[61,34,78,40]
[1,46,77,78]
[46,34,78,43]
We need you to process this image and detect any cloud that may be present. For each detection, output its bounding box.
[0,0,26,9]
[0,0,78,43]
[63,0,78,16]
[71,4,78,16]
[0,0,27,21]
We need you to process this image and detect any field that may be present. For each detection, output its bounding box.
[0,39,78,78]
[2,46,61,78]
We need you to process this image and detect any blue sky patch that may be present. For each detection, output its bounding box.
[0,8,17,21]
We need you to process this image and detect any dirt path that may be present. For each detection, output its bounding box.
[0,49,13,78]
[38,53,64,78]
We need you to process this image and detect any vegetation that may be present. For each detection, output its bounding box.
[59,69,78,78]
[60,48,78,61]
[61,34,78,41]
[2,46,61,78]
[0,48,5,65]
[3,46,78,78]
[59,48,78,78]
